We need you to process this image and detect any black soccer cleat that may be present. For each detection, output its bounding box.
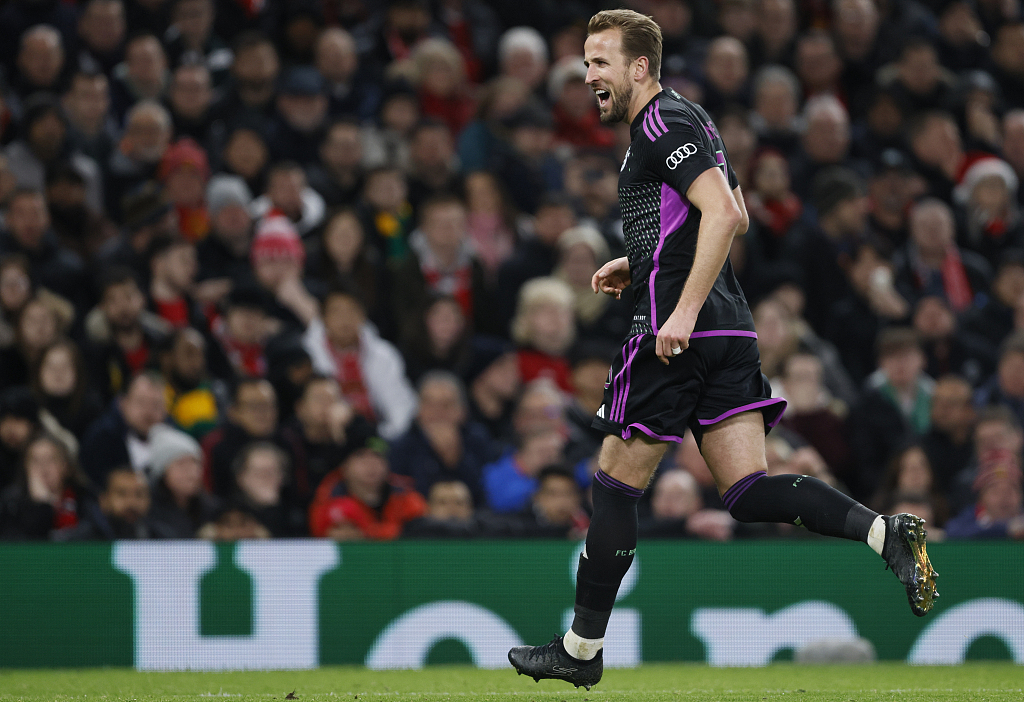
[508,636,603,691]
[882,513,939,617]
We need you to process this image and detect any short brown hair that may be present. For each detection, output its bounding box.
[588,9,662,81]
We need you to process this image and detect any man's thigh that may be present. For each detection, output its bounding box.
[699,410,769,495]
[597,432,669,489]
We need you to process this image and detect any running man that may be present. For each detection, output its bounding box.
[508,9,938,691]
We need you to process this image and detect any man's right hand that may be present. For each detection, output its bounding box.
[591,256,631,299]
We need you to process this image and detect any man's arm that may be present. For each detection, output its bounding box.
[733,185,749,236]
[654,167,743,364]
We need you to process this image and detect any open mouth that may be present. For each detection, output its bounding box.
[595,89,610,108]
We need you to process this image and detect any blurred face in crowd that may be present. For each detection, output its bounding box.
[0,264,31,317]
[534,473,580,526]
[939,2,982,49]
[124,106,171,163]
[909,202,955,259]
[411,125,454,173]
[0,413,34,451]
[534,204,576,246]
[913,296,955,340]
[753,298,792,353]
[427,481,473,522]
[796,34,842,94]
[899,45,940,96]
[718,112,757,167]
[833,0,879,59]
[525,300,575,356]
[464,172,502,213]
[803,102,850,164]
[363,169,407,212]
[316,28,357,84]
[169,328,206,387]
[758,0,796,48]
[719,0,757,42]
[381,93,419,135]
[26,436,69,496]
[8,193,51,251]
[561,241,600,289]
[1004,112,1024,175]
[64,73,110,133]
[911,115,962,167]
[19,28,64,89]
[572,358,610,415]
[172,0,213,49]
[102,279,145,331]
[705,37,748,96]
[101,470,150,523]
[126,36,167,97]
[231,381,277,438]
[419,51,463,98]
[295,378,342,437]
[321,123,362,174]
[868,93,904,139]
[28,111,67,162]
[930,376,975,436]
[223,129,268,180]
[212,201,251,247]
[425,298,465,355]
[975,417,1024,455]
[475,351,520,399]
[584,27,641,125]
[237,447,284,506]
[165,165,206,208]
[993,263,1024,307]
[163,453,203,503]
[969,175,1012,220]
[782,353,824,409]
[993,23,1024,75]
[79,0,126,55]
[267,168,305,219]
[153,241,198,292]
[233,41,280,108]
[896,447,933,494]
[19,299,57,354]
[514,383,565,438]
[323,294,364,350]
[421,201,467,257]
[344,449,388,494]
[652,470,701,520]
[169,65,212,120]
[980,477,1024,520]
[278,90,327,133]
[121,375,166,436]
[755,78,797,132]
[224,305,266,345]
[39,343,77,398]
[752,152,791,200]
[880,346,925,390]
[998,350,1024,398]
[418,377,465,428]
[323,211,364,270]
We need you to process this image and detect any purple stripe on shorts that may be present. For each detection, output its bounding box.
[610,340,629,421]
[617,336,641,422]
[594,469,645,498]
[621,423,685,444]
[696,398,789,427]
[642,108,657,141]
[650,184,691,333]
[722,470,767,510]
[689,330,758,339]
[653,101,668,134]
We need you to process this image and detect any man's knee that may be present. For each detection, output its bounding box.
[597,434,666,489]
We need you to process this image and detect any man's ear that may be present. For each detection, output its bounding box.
[634,56,648,81]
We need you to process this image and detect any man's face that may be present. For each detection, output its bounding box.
[28,112,66,161]
[994,264,1024,307]
[127,37,166,88]
[8,194,51,250]
[224,306,265,345]
[979,480,1023,521]
[125,111,170,163]
[296,379,341,434]
[910,205,954,256]
[0,416,34,450]
[102,280,145,331]
[101,471,150,523]
[231,382,278,437]
[268,169,305,217]
[80,0,126,54]
[163,455,203,500]
[171,330,206,385]
[344,450,389,492]
[316,30,357,84]
[323,295,364,349]
[237,449,284,506]
[417,380,465,427]
[975,420,1024,455]
[584,29,635,125]
[19,33,64,87]
[534,204,576,245]
[120,377,167,436]
[755,81,797,130]
[233,44,280,107]
[65,74,110,128]
[930,379,975,434]
[880,348,925,388]
[998,351,1024,399]
[534,475,579,526]
[278,93,327,133]
[514,387,565,437]
[411,127,453,171]
[321,124,362,172]
[170,66,212,120]
[422,203,467,253]
[173,0,213,46]
[427,482,473,521]
[651,472,700,520]
[213,203,251,244]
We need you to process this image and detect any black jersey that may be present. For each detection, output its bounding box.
[619,89,754,338]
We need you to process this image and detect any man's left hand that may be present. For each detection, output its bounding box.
[655,308,697,365]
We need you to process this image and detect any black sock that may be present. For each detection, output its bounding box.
[726,471,877,542]
[571,470,643,639]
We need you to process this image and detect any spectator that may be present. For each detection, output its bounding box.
[457,75,532,173]
[167,63,215,145]
[548,56,614,150]
[0,188,88,311]
[751,0,797,66]
[110,34,168,122]
[913,295,992,385]
[146,425,220,537]
[402,479,482,538]
[960,250,1024,355]
[702,36,750,114]
[401,295,473,384]
[465,339,520,442]
[865,148,924,250]
[990,22,1024,109]
[358,166,415,263]
[12,25,68,99]
[79,370,167,485]
[201,377,279,497]
[639,469,735,540]
[306,119,365,209]
[209,284,274,378]
[196,507,270,540]
[907,111,967,202]
[390,371,495,506]
[794,30,844,100]
[789,95,855,201]
[848,328,934,500]
[1004,111,1024,204]
[267,67,329,167]
[0,433,89,540]
[511,277,576,393]
[163,0,232,84]
[251,162,326,237]
[922,375,977,494]
[893,198,991,312]
[248,213,319,330]
[0,292,74,392]
[954,158,1022,269]
[946,448,1024,539]
[315,28,380,121]
[510,465,589,539]
[362,82,419,172]
[146,234,203,330]
[278,375,354,499]
[0,388,43,490]
[157,137,211,243]
[750,66,801,153]
[76,0,127,77]
[54,466,172,540]
[871,443,949,524]
[263,333,312,424]
[45,161,114,261]
[157,327,219,439]
[497,27,548,93]
[196,175,253,289]
[228,441,302,537]
[409,38,475,138]
[565,344,615,463]
[217,120,270,195]
[63,71,117,167]
[555,226,631,345]
[31,339,103,440]
[405,120,461,213]
[491,104,563,216]
[833,0,884,103]
[212,31,279,131]
[84,267,170,400]
[463,170,517,282]
[303,287,416,440]
[974,331,1024,430]
[391,194,492,344]
[0,256,33,347]
[309,424,427,540]
[104,102,173,221]
[97,183,177,285]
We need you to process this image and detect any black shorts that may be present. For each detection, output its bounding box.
[591,332,787,446]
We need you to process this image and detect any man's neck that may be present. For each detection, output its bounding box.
[626,80,664,125]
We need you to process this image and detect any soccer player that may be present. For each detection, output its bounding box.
[507,9,938,690]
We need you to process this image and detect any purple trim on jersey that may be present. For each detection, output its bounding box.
[653,101,668,134]
[697,397,789,427]
[689,330,758,339]
[648,105,665,136]
[594,469,645,498]
[650,184,691,333]
[614,337,638,423]
[642,106,657,141]
[722,470,767,510]
[621,423,685,444]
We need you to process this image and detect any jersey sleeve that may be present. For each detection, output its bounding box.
[647,122,721,197]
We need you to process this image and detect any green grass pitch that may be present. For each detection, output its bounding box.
[0,664,1020,702]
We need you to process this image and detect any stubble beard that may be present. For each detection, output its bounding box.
[599,79,633,125]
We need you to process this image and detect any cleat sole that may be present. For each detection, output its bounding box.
[900,515,938,616]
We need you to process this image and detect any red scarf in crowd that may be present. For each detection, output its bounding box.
[330,345,376,422]
[940,247,974,312]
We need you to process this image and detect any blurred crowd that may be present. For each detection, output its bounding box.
[0,0,1023,544]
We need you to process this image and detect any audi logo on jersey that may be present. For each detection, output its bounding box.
[666,143,698,169]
